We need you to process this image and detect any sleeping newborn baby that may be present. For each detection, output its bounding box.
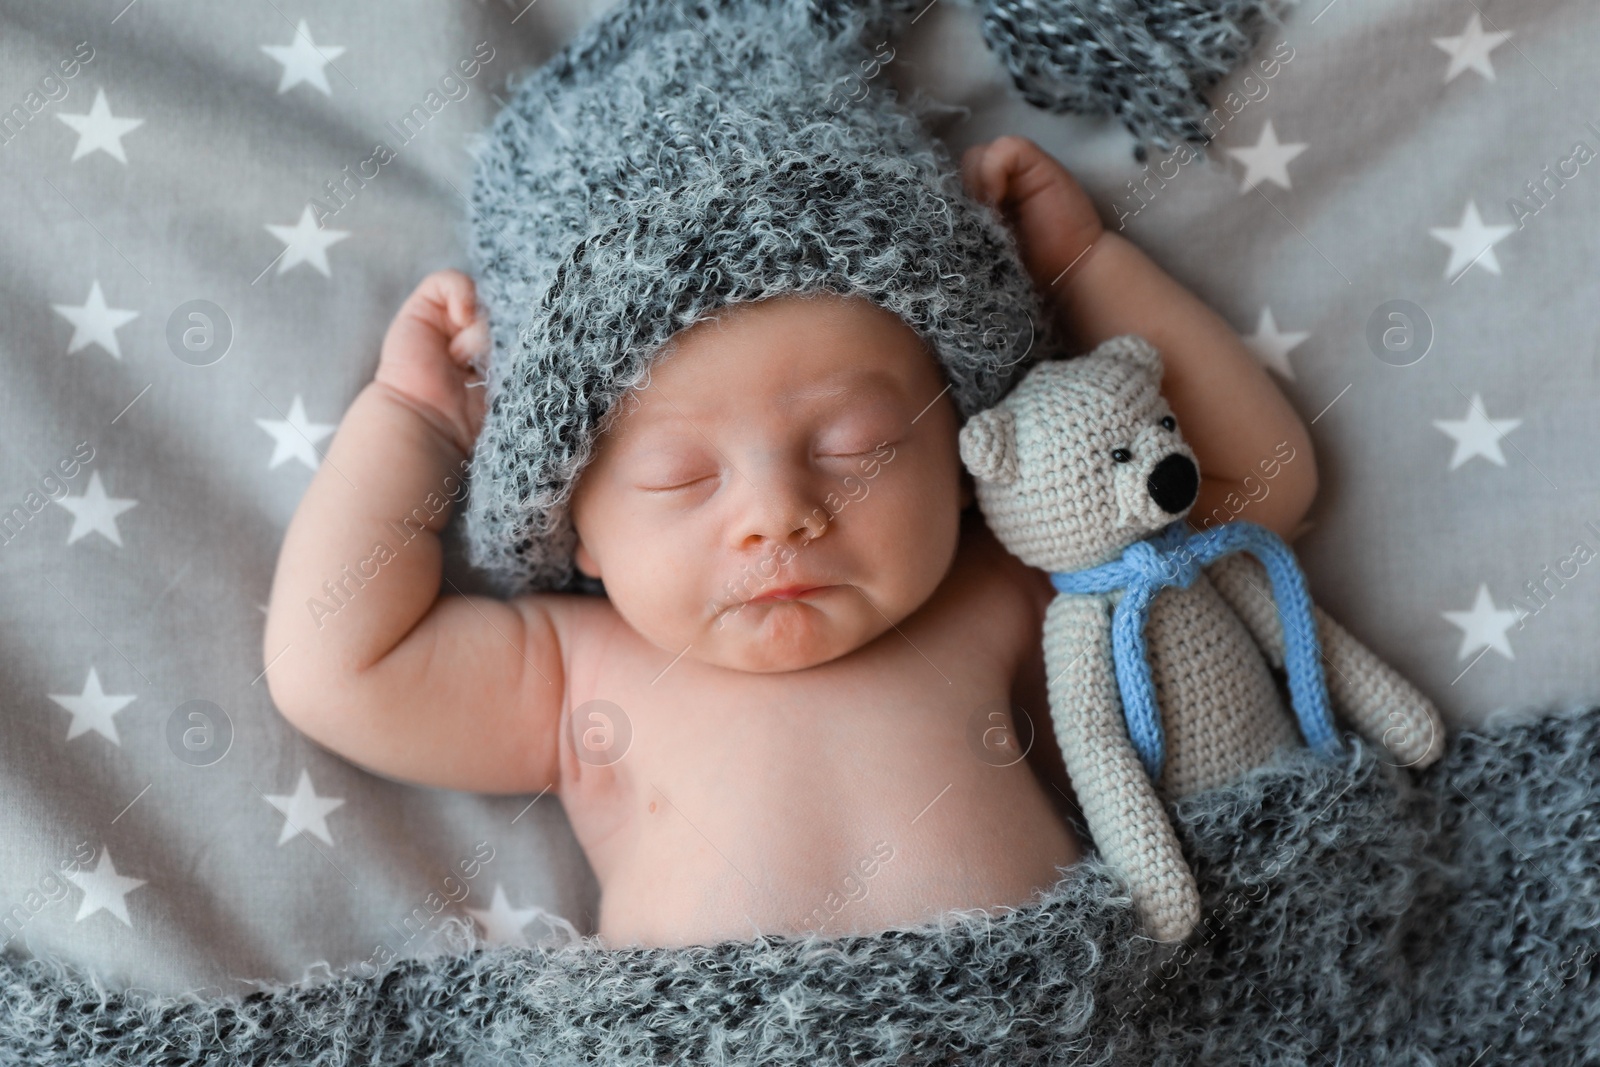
[263,135,1318,949]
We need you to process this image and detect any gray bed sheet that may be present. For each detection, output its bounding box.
[0,0,1595,998]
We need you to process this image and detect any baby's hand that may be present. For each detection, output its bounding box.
[960,135,1105,293]
[374,269,489,460]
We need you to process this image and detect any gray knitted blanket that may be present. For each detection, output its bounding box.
[4,705,1599,1065]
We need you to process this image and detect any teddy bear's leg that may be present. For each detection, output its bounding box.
[1044,593,1201,943]
[1203,553,1447,769]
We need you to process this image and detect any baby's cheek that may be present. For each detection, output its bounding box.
[649,567,703,637]
[855,477,961,612]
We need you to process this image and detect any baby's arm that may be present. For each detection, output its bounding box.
[262,271,567,794]
[962,136,1317,542]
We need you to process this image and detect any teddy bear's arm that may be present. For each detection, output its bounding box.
[1203,554,1447,769]
[1044,592,1201,943]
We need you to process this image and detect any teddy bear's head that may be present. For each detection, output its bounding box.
[958,335,1200,574]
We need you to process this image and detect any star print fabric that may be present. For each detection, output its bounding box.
[0,0,595,999]
[0,0,1596,1002]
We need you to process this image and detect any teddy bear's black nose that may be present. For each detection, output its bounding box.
[1147,453,1199,514]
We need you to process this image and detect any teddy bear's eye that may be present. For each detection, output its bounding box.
[1159,415,1176,431]
[1111,447,1133,463]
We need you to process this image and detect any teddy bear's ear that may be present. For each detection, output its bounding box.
[958,407,1019,485]
[1090,334,1164,380]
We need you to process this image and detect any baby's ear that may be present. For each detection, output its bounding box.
[958,407,1018,486]
[1091,334,1164,380]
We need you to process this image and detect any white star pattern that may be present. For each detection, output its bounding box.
[1241,307,1310,380]
[55,88,144,163]
[1429,201,1515,280]
[1441,583,1520,662]
[261,20,347,96]
[264,769,346,846]
[466,884,545,948]
[46,667,136,745]
[66,848,148,926]
[55,471,138,547]
[51,280,139,359]
[1227,120,1307,193]
[264,205,350,277]
[256,395,336,471]
[1433,393,1522,469]
[1432,13,1513,83]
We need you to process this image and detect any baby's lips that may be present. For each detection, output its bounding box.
[747,583,830,602]
[710,573,834,616]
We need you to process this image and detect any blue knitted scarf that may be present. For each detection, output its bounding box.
[1049,519,1342,781]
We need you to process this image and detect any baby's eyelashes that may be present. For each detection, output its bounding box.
[638,474,718,493]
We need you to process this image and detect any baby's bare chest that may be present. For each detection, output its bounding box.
[556,558,1076,945]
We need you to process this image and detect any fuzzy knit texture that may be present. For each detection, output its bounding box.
[5,705,1600,1065]
[458,0,1289,597]
[959,335,1448,942]
[978,0,1286,152]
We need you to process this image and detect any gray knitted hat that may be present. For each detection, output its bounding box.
[461,0,1284,596]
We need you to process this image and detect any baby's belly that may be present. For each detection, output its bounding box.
[591,730,1082,949]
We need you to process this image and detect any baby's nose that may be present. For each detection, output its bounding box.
[738,476,829,548]
[1146,453,1199,514]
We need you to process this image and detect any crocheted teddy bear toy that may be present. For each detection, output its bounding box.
[958,334,1447,943]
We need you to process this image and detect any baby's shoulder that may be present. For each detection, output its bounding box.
[529,588,628,676]
[531,588,686,724]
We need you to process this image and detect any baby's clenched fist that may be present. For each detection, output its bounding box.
[374,269,489,460]
[960,135,1105,295]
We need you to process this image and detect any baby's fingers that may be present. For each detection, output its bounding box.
[393,270,474,338]
[960,141,1025,210]
[960,142,997,204]
[969,136,1076,211]
[384,270,484,372]
[448,314,490,368]
[432,269,479,337]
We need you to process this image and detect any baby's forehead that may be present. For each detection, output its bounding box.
[592,292,953,443]
[603,374,904,449]
[683,353,906,401]
[613,349,932,429]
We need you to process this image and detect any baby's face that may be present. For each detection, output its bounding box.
[569,292,970,673]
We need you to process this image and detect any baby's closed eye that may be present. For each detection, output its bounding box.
[634,457,720,492]
[812,400,904,451]
[627,412,904,492]
[817,434,896,458]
